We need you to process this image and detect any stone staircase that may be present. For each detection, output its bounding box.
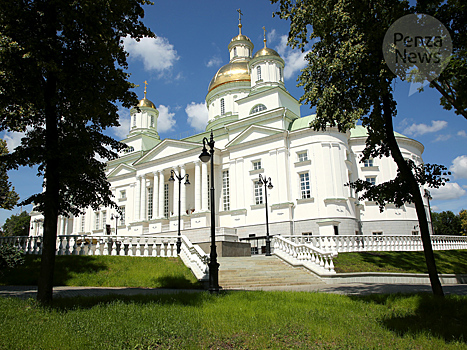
[218,255,325,290]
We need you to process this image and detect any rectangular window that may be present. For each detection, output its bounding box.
[119,206,125,226]
[297,151,308,162]
[102,211,106,230]
[253,160,261,170]
[164,183,169,219]
[222,170,230,211]
[95,212,100,230]
[366,176,376,185]
[120,190,126,199]
[254,181,263,205]
[299,172,311,199]
[81,215,85,232]
[147,187,153,220]
[363,158,374,167]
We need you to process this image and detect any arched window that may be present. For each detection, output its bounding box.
[279,67,283,81]
[257,66,262,81]
[233,47,237,57]
[220,98,225,115]
[150,115,154,127]
[250,104,267,114]
[132,115,137,127]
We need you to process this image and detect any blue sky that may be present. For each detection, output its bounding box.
[1,0,466,226]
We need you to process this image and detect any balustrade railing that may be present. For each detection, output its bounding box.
[0,234,209,281]
[272,235,337,275]
[282,235,467,253]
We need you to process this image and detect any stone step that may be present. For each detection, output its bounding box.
[217,255,324,289]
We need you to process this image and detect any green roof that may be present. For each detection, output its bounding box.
[289,114,316,131]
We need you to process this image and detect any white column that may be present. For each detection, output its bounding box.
[129,183,136,222]
[172,168,179,216]
[195,161,201,212]
[135,177,141,222]
[141,174,147,221]
[180,165,186,215]
[57,216,62,236]
[64,218,68,235]
[152,172,159,220]
[158,171,165,218]
[61,217,66,235]
[201,161,208,211]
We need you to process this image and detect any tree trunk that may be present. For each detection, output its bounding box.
[382,93,444,297]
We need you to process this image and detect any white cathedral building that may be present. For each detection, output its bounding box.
[29,21,430,250]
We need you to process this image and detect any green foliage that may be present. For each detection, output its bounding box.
[0,255,201,288]
[0,140,19,210]
[0,292,466,349]
[0,244,25,271]
[432,211,463,235]
[1,211,30,236]
[460,209,467,235]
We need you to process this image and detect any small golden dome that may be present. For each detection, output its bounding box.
[231,34,252,43]
[138,97,156,109]
[253,47,281,59]
[208,60,251,92]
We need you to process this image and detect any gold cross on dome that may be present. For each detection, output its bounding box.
[263,26,267,47]
[143,80,148,98]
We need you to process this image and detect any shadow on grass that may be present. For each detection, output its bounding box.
[0,255,108,286]
[360,251,428,273]
[153,275,203,289]
[49,289,229,311]
[354,293,467,343]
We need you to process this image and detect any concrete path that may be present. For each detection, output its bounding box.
[1,283,467,299]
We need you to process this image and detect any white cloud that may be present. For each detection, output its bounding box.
[433,134,451,142]
[157,105,176,133]
[430,182,466,200]
[457,130,467,138]
[185,102,208,131]
[206,56,222,68]
[402,120,447,137]
[267,29,278,44]
[122,35,179,74]
[275,35,310,80]
[431,205,439,211]
[112,109,131,140]
[2,131,25,151]
[450,155,467,179]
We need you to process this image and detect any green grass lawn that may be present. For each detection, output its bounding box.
[0,255,201,289]
[0,291,466,349]
[334,250,467,274]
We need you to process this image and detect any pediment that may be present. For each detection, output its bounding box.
[226,125,284,148]
[107,163,136,178]
[134,139,200,165]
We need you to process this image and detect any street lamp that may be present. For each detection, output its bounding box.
[169,169,190,255]
[258,174,273,256]
[111,213,119,236]
[199,130,219,293]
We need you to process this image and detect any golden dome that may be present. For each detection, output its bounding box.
[208,60,251,92]
[138,97,156,109]
[253,47,281,59]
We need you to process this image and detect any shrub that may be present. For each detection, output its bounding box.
[0,244,25,271]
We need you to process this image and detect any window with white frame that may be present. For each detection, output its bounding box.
[132,115,136,127]
[150,115,154,127]
[95,212,100,230]
[120,190,126,199]
[297,151,308,162]
[279,67,283,81]
[147,187,153,220]
[254,181,263,205]
[222,170,230,211]
[102,211,106,230]
[119,206,125,225]
[250,104,267,114]
[220,98,225,115]
[164,183,169,218]
[81,215,85,232]
[366,176,376,185]
[233,47,237,56]
[363,158,374,167]
[299,172,311,199]
[252,160,262,170]
[257,66,261,80]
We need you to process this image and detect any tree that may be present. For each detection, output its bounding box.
[460,209,467,235]
[0,140,19,210]
[272,0,453,296]
[431,211,462,235]
[2,211,30,236]
[0,0,154,304]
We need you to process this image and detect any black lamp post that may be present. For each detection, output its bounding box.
[199,130,219,293]
[111,213,119,236]
[169,169,190,255]
[258,174,273,256]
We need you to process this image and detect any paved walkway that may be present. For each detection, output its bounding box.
[2,283,467,299]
